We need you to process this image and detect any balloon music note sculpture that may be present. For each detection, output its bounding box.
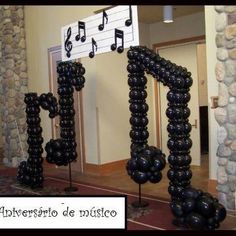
[16,41,226,229]
[126,46,226,230]
[17,61,85,192]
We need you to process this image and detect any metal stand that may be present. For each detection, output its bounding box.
[64,162,78,192]
[131,184,149,208]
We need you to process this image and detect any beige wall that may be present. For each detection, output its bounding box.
[24,6,156,165]
[139,22,155,147]
[205,6,218,180]
[95,51,129,164]
[149,12,205,46]
[139,22,150,47]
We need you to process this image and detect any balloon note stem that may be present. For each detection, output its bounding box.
[131,184,149,208]
[64,162,78,192]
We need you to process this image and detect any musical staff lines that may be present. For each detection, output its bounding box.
[61,5,139,61]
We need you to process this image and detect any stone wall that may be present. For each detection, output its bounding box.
[215,5,236,211]
[0,6,28,167]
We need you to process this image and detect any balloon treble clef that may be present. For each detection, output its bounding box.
[64,27,73,58]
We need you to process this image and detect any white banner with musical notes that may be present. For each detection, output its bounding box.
[61,5,139,61]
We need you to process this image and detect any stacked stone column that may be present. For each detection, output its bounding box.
[214,5,236,211]
[0,6,28,167]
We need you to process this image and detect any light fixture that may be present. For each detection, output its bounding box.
[163,5,173,23]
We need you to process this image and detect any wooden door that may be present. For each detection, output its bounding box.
[48,46,85,172]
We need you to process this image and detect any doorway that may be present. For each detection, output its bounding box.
[197,43,209,155]
[154,37,208,168]
[48,46,86,173]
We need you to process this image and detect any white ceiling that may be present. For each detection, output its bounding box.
[138,5,204,24]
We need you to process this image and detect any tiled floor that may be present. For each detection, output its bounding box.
[42,154,236,230]
[44,154,210,200]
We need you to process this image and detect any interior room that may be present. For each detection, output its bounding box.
[0,5,236,230]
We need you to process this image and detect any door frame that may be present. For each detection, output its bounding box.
[48,45,86,173]
[153,35,205,149]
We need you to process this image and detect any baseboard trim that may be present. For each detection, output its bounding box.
[84,159,128,176]
[208,179,217,196]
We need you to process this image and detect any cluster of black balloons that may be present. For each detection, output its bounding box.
[126,46,226,230]
[39,92,58,118]
[45,61,85,166]
[57,61,85,91]
[45,139,77,166]
[126,145,166,184]
[17,93,44,188]
[170,187,226,230]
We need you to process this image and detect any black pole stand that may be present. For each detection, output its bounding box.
[131,184,149,208]
[64,162,78,192]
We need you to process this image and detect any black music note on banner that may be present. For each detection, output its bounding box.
[111,29,124,53]
[75,21,86,42]
[125,5,132,27]
[64,27,73,58]
[98,10,108,31]
[89,38,97,58]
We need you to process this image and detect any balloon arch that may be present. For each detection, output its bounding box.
[17,46,226,230]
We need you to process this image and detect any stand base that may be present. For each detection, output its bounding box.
[64,186,78,192]
[132,200,149,208]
